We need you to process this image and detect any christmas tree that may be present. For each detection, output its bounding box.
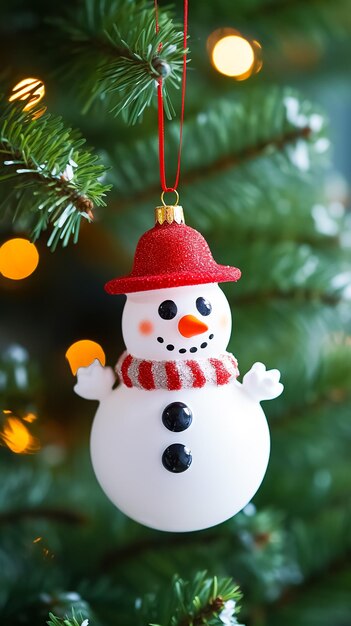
[1,1,351,624]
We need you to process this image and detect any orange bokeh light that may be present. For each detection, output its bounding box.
[0,238,39,280]
[65,340,106,375]
[0,416,40,454]
[9,77,45,112]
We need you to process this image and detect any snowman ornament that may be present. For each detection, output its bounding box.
[74,206,283,532]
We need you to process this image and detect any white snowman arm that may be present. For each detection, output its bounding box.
[74,359,115,401]
[242,362,283,402]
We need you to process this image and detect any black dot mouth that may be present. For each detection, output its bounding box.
[156,334,214,355]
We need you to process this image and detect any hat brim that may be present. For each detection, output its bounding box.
[105,266,241,295]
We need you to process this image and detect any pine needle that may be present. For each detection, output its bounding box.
[0,97,111,250]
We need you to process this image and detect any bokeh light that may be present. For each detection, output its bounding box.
[9,77,45,111]
[213,35,254,76]
[31,105,47,120]
[23,412,37,423]
[208,29,262,80]
[65,340,106,375]
[0,414,40,454]
[0,238,39,280]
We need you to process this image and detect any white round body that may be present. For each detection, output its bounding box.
[85,282,277,531]
[90,382,270,532]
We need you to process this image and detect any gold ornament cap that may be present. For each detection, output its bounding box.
[155,190,185,225]
[155,205,185,225]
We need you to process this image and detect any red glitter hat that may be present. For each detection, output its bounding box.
[105,207,241,295]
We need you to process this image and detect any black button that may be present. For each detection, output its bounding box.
[162,402,193,432]
[162,443,192,473]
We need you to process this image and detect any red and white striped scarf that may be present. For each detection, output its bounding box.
[116,351,239,391]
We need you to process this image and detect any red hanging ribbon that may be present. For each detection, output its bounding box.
[154,0,188,194]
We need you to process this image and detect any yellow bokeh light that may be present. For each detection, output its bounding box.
[212,35,255,77]
[0,417,40,454]
[23,412,37,423]
[0,238,39,280]
[31,105,47,120]
[9,77,45,112]
[65,340,106,375]
[208,29,262,80]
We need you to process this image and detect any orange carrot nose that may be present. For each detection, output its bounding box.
[178,315,209,338]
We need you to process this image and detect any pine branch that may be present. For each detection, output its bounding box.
[140,572,242,626]
[56,0,187,124]
[217,240,348,302]
[103,87,330,251]
[235,288,340,306]
[229,300,349,416]
[0,506,87,525]
[276,548,351,608]
[261,504,351,626]
[45,576,241,626]
[241,0,350,21]
[176,598,226,626]
[271,332,351,427]
[110,124,312,211]
[195,0,351,42]
[47,612,88,626]
[267,399,351,514]
[100,532,222,572]
[0,98,111,249]
[266,565,351,626]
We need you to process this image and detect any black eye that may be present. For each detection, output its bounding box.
[158,300,178,320]
[196,297,212,316]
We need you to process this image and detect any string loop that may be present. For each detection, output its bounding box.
[161,189,179,207]
[154,0,188,195]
